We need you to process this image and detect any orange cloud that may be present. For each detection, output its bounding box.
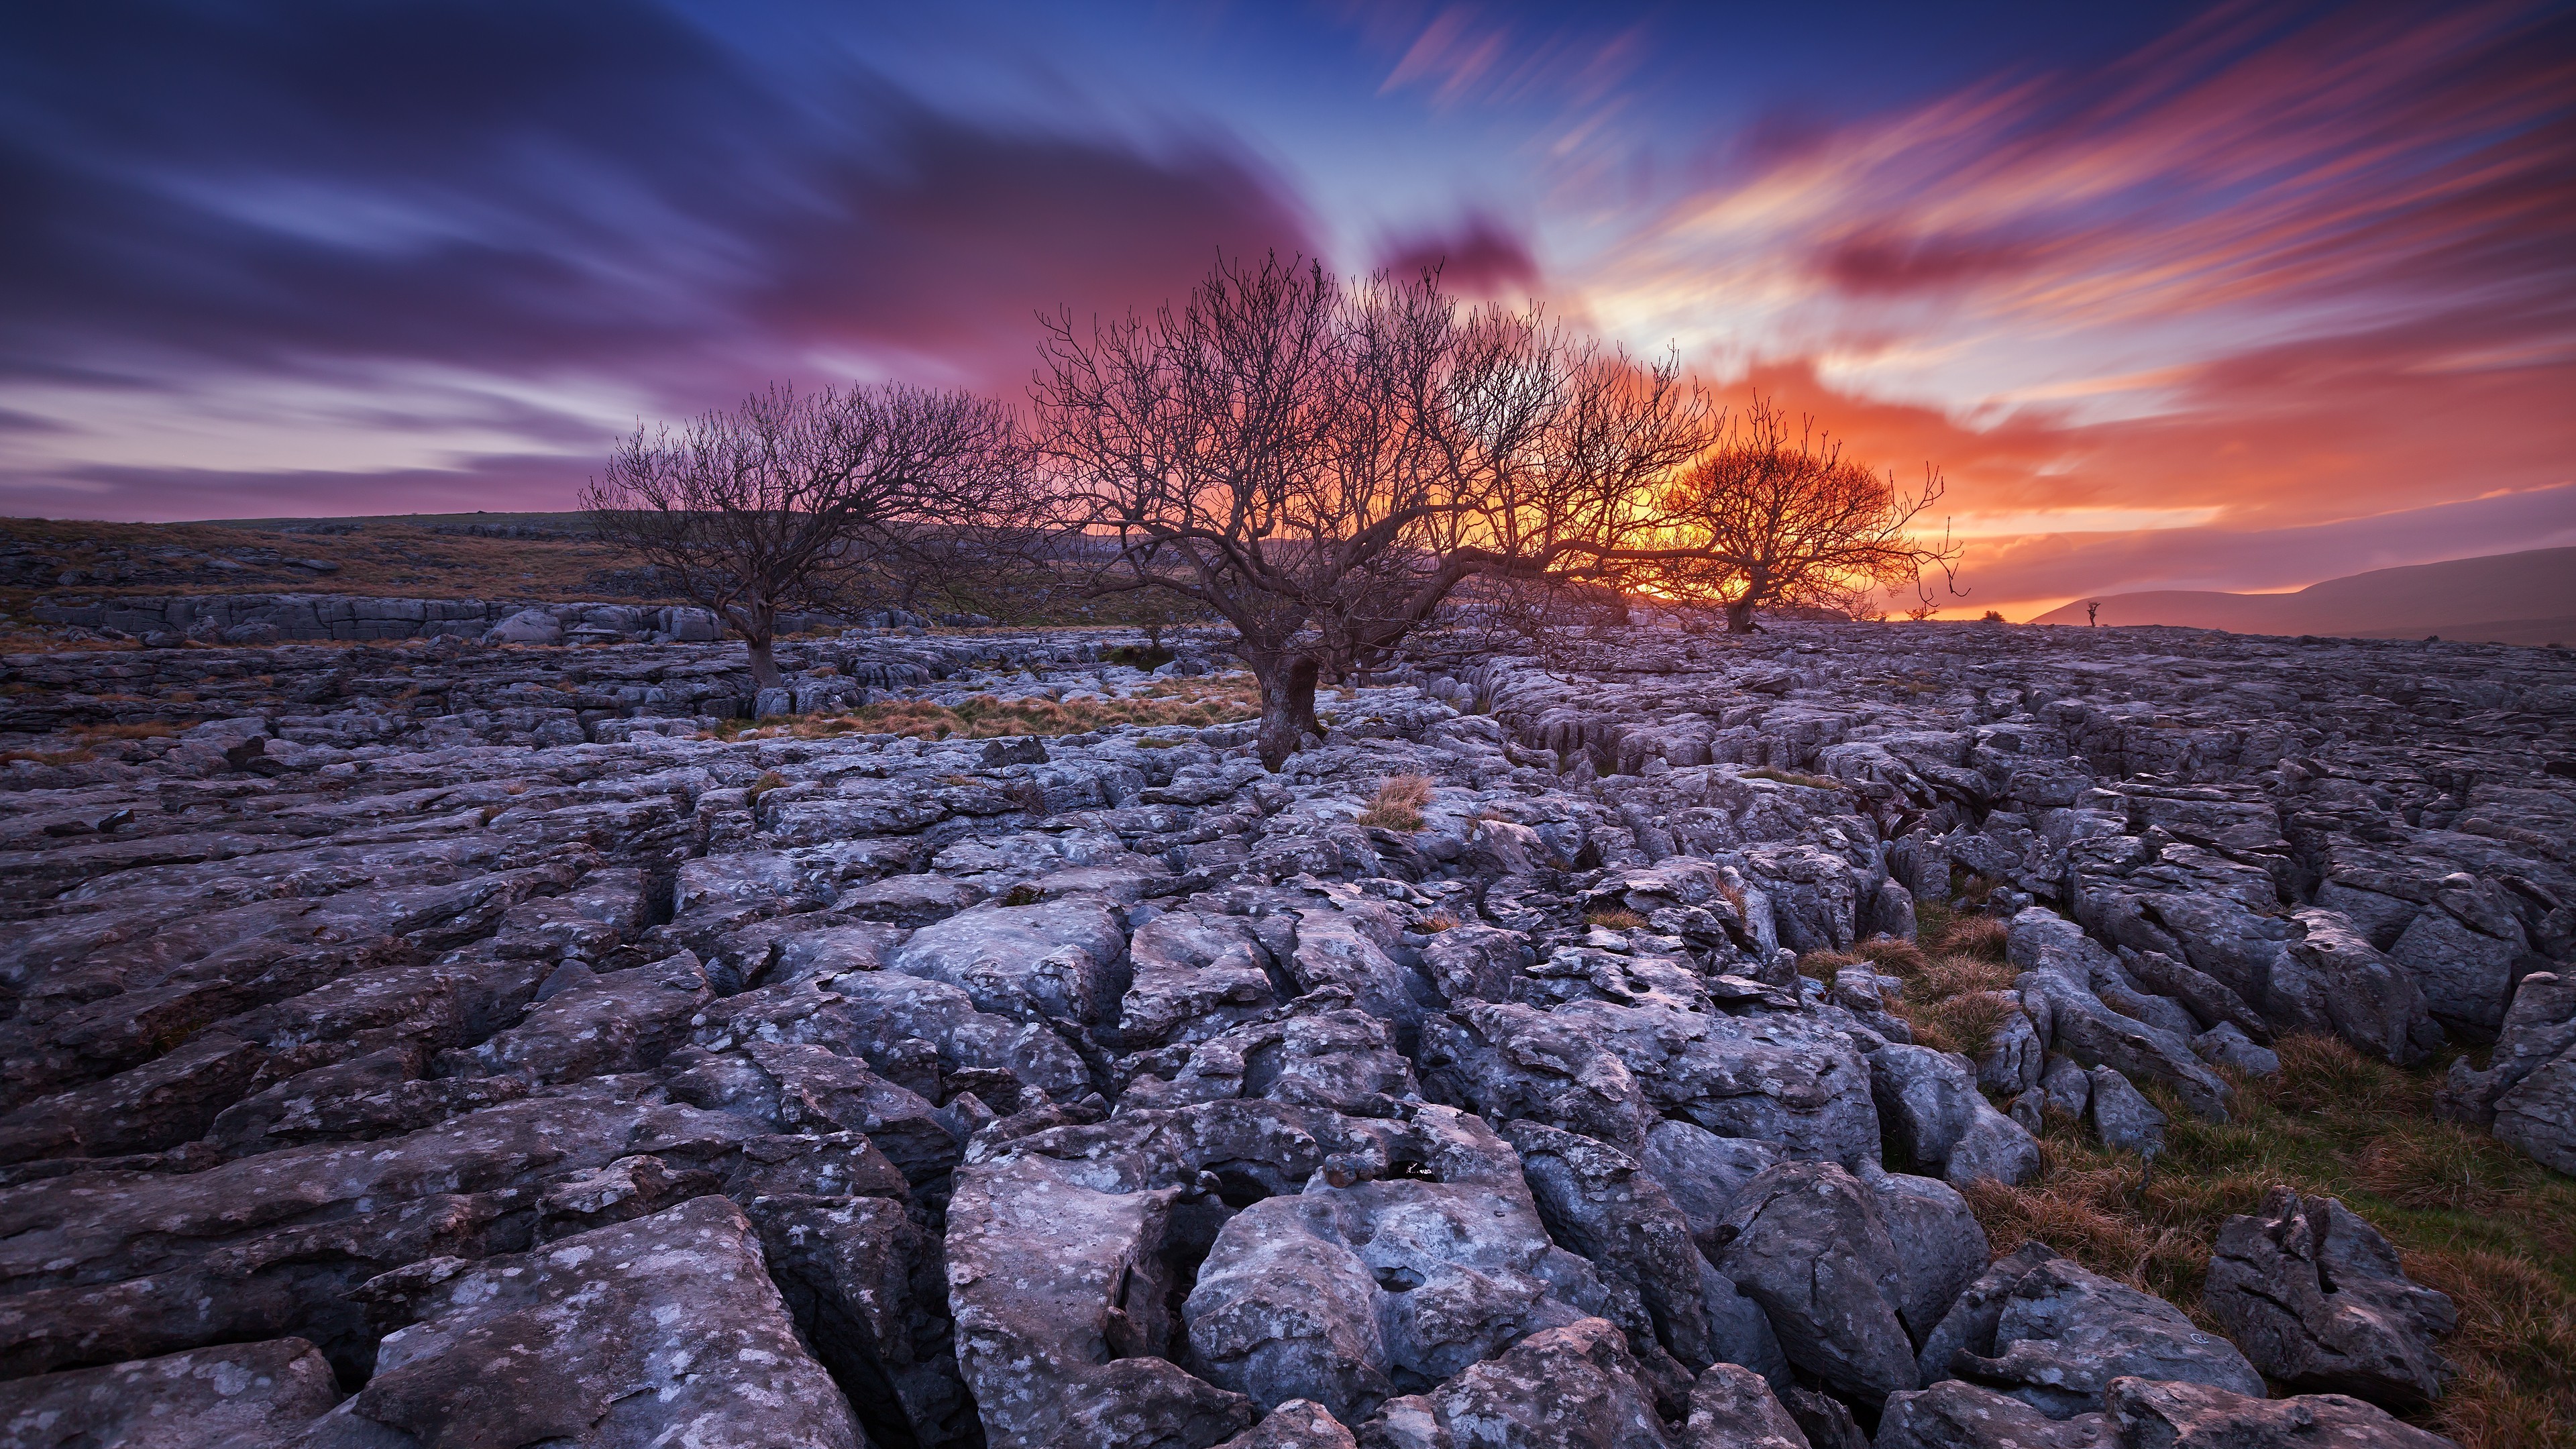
[1566,0,2574,600]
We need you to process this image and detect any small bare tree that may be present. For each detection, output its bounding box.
[1636,393,1957,633]
[584,382,1025,689]
[1034,254,1711,768]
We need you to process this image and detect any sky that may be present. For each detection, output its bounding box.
[1,0,2570,619]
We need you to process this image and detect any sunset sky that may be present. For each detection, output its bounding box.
[2,0,2569,618]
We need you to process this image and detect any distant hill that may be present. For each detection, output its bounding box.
[2028,547,2576,645]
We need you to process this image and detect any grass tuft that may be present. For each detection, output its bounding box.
[1356,773,1435,831]
[1586,908,1648,931]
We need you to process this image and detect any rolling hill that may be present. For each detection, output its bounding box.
[2027,547,2576,645]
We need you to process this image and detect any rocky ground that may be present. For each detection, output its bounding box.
[0,619,2567,1448]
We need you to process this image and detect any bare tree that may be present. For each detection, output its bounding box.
[583,382,1026,690]
[1033,254,1711,769]
[1635,393,1958,633]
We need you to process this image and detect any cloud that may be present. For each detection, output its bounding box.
[1587,0,2575,427]
[25,455,595,523]
[0,0,1313,517]
[1949,483,2576,620]
[1570,0,2574,606]
[1816,228,2041,296]
[1376,213,1542,297]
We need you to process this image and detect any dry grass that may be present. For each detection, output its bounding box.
[1959,1033,2576,1448]
[715,682,1261,742]
[0,747,95,765]
[1832,916,2021,1058]
[1586,908,1648,931]
[69,721,180,742]
[1937,913,2010,963]
[1356,773,1435,831]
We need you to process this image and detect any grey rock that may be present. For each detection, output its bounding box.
[1870,1044,1979,1174]
[1976,1004,2043,1095]
[890,896,1129,1026]
[1862,1169,1990,1344]
[2085,1067,2167,1157]
[1636,1118,1779,1261]
[2389,879,2535,1038]
[0,1337,340,1448]
[2491,1044,2576,1175]
[1952,1255,2265,1417]
[1943,1097,2041,1188]
[2438,971,2576,1128]
[1504,1120,1716,1375]
[1781,1387,1868,1449]
[2038,1054,2092,1118]
[1874,1380,2113,1449]
[1419,1317,1674,1449]
[1417,1000,1656,1154]
[1917,1240,2063,1387]
[2204,1187,2455,1408]
[2099,1375,2457,1449]
[482,606,564,646]
[2271,910,2441,1065]
[2189,1021,2279,1076]
[1713,1161,1919,1405]
[301,1195,864,1448]
[1682,1361,1808,1449]
[1218,1399,1362,1448]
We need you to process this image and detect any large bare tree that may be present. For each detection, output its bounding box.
[1034,254,1712,768]
[1635,393,1958,633]
[583,382,1026,690]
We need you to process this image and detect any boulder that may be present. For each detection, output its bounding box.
[1504,1120,1717,1375]
[2270,910,2443,1065]
[2203,1188,2455,1408]
[299,1196,865,1448]
[1680,1362,1809,1449]
[1712,1161,1919,1405]
[2099,1375,2456,1449]
[0,1337,340,1447]
[482,606,564,646]
[1950,1255,2264,1417]
[890,897,1129,1026]
[1862,1169,1990,1344]
[2086,1067,2167,1158]
[1874,1380,2112,1449]
[2438,971,2576,1131]
[1636,1118,1778,1260]
[1417,1317,1674,1449]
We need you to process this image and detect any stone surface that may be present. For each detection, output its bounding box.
[1949,1256,2265,1418]
[2100,1375,2457,1449]
[0,1337,340,1448]
[1712,1161,1919,1405]
[2204,1187,2455,1408]
[0,618,2557,1443]
[301,1195,863,1448]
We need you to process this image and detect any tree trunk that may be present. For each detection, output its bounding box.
[746,633,784,693]
[1724,599,1758,634]
[1255,655,1325,771]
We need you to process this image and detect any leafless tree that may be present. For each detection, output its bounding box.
[583,382,1026,689]
[1033,254,1712,768]
[1634,392,1958,633]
